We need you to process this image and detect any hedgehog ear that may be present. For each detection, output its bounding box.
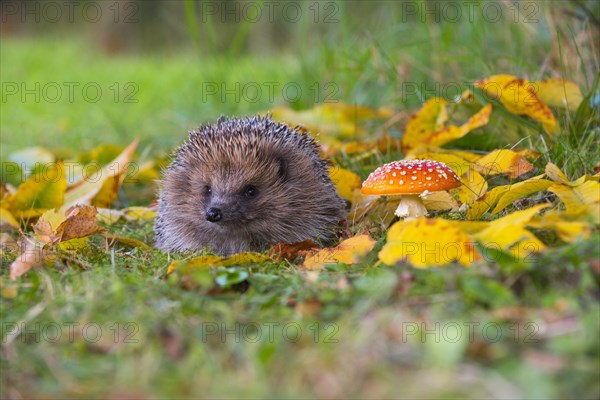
[277,157,288,181]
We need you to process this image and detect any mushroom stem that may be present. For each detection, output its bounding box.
[394,195,428,220]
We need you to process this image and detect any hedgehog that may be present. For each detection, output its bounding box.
[154,115,347,256]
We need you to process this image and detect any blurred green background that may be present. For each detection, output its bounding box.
[2,0,597,156]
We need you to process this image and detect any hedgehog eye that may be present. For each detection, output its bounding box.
[243,185,257,198]
[203,185,212,196]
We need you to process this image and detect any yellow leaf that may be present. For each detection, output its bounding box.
[0,207,19,228]
[349,192,398,228]
[491,179,554,214]
[401,98,448,151]
[532,79,583,112]
[406,149,473,176]
[270,103,392,140]
[96,208,125,225]
[401,99,491,151]
[423,104,492,148]
[329,166,362,202]
[422,191,458,211]
[122,206,157,222]
[167,252,271,275]
[2,162,67,218]
[549,181,600,212]
[528,211,592,243]
[108,234,152,250]
[475,75,557,135]
[466,175,550,219]
[545,162,570,185]
[63,138,139,210]
[379,218,480,267]
[302,235,375,270]
[475,149,534,179]
[456,170,488,206]
[474,204,549,258]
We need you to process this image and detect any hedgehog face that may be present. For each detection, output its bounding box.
[192,152,287,227]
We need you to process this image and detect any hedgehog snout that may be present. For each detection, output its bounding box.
[205,207,223,223]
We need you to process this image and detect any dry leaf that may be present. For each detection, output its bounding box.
[475,75,557,135]
[475,149,534,179]
[0,207,19,228]
[270,103,392,139]
[474,204,550,259]
[269,240,320,262]
[302,235,375,270]
[422,190,459,211]
[532,79,583,112]
[167,252,271,275]
[456,170,488,206]
[63,138,139,210]
[9,237,46,280]
[34,205,102,245]
[329,166,362,202]
[2,162,67,218]
[401,98,491,151]
[379,218,480,267]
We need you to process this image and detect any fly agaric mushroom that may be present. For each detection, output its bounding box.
[361,159,461,219]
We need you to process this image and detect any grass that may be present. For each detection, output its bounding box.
[2,1,600,398]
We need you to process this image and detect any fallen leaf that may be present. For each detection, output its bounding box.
[62,138,139,210]
[475,149,534,179]
[108,234,152,250]
[549,180,600,222]
[401,99,491,151]
[456,170,488,206]
[302,235,375,270]
[96,208,125,225]
[405,148,475,176]
[379,218,480,267]
[474,204,550,259]
[270,103,392,139]
[532,79,583,112]
[466,175,551,220]
[34,205,102,245]
[9,237,46,280]
[490,178,553,215]
[528,211,592,242]
[269,240,320,262]
[422,190,459,211]
[122,206,157,222]
[1,162,67,218]
[0,207,19,228]
[329,166,362,202]
[167,252,271,275]
[475,75,557,135]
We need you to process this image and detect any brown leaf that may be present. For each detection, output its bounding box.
[269,240,320,262]
[33,205,102,245]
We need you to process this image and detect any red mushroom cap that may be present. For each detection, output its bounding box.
[361,159,461,195]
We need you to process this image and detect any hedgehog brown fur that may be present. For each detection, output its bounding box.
[154,115,347,256]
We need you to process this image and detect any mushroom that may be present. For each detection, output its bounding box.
[361,159,461,220]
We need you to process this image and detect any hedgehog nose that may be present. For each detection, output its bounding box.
[205,207,222,222]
